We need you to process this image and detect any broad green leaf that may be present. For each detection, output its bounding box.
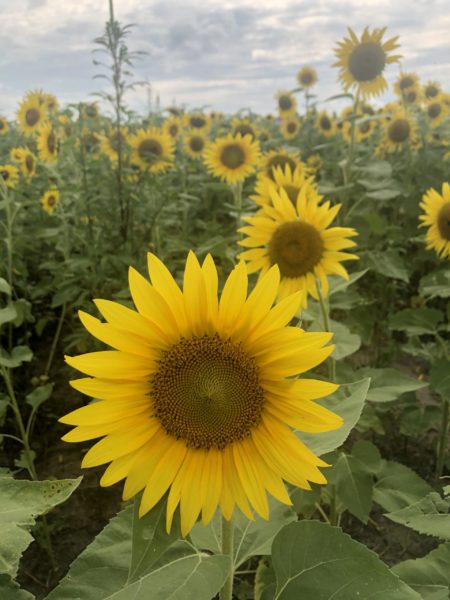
[373,461,434,512]
[0,279,12,296]
[362,368,427,402]
[271,521,419,599]
[351,440,382,474]
[328,269,369,296]
[355,160,392,178]
[420,269,450,299]
[308,318,361,360]
[0,346,33,369]
[366,188,402,200]
[335,454,373,523]
[0,305,17,328]
[392,543,450,600]
[25,384,54,410]
[385,491,450,540]
[255,558,275,600]
[0,477,81,578]
[389,308,443,336]
[298,379,370,456]
[367,250,409,282]
[430,359,450,399]
[107,553,229,600]
[0,574,35,599]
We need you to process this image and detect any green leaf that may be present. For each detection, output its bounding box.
[373,461,434,512]
[392,543,450,600]
[351,440,382,474]
[385,491,450,540]
[0,305,18,328]
[271,521,420,599]
[367,250,409,282]
[355,160,392,178]
[0,346,33,369]
[366,188,402,200]
[0,279,12,296]
[389,308,443,336]
[362,368,428,402]
[0,476,81,578]
[328,269,368,296]
[335,454,373,523]
[0,574,35,599]
[330,321,361,360]
[420,269,450,299]
[25,384,54,410]
[430,359,450,399]
[255,558,275,600]
[298,379,370,456]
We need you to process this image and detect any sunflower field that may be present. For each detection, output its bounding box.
[1,9,450,600]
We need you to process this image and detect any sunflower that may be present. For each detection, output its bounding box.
[426,99,448,129]
[184,113,211,134]
[251,163,316,210]
[260,149,301,182]
[419,183,450,259]
[280,118,301,140]
[20,149,37,179]
[130,128,174,173]
[163,117,182,140]
[382,110,417,152]
[423,81,441,100]
[183,133,207,159]
[61,252,342,536]
[41,189,60,215]
[231,119,257,141]
[340,109,376,143]
[306,154,322,175]
[403,85,422,105]
[276,91,297,118]
[100,128,130,162]
[58,114,74,138]
[82,103,100,120]
[0,116,9,135]
[315,111,337,137]
[393,72,420,97]
[238,189,358,306]
[258,129,271,143]
[334,26,401,97]
[37,124,59,164]
[44,93,59,113]
[17,95,48,135]
[297,66,318,89]
[203,133,260,184]
[0,165,19,189]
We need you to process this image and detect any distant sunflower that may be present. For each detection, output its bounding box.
[260,149,301,182]
[297,66,318,89]
[0,165,19,189]
[17,96,48,135]
[383,110,417,152]
[184,133,207,159]
[426,99,448,129]
[315,111,337,137]
[61,251,342,536]
[251,163,317,210]
[101,128,130,162]
[423,81,441,100]
[20,149,37,179]
[41,190,60,215]
[83,103,100,120]
[393,72,419,97]
[306,154,323,175]
[37,125,59,164]
[130,128,174,173]
[258,129,271,143]
[239,189,358,306]
[163,117,182,140]
[44,94,59,113]
[185,113,211,134]
[276,91,297,118]
[0,116,9,135]
[231,119,257,141]
[403,86,422,105]
[334,26,401,97]
[204,133,260,184]
[341,111,376,143]
[58,114,74,138]
[419,183,450,259]
[281,118,301,140]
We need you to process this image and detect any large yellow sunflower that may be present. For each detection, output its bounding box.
[238,189,358,306]
[297,66,318,89]
[315,111,337,138]
[276,91,297,118]
[61,252,341,536]
[334,26,401,97]
[41,189,60,215]
[16,95,48,135]
[382,110,417,152]
[0,165,19,189]
[419,183,450,259]
[183,133,207,159]
[203,133,260,184]
[129,128,174,173]
[260,149,301,182]
[0,116,9,135]
[37,124,59,164]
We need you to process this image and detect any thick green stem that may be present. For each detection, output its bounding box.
[317,283,336,382]
[219,516,235,600]
[436,397,449,479]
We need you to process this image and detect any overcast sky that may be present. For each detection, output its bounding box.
[1,0,449,119]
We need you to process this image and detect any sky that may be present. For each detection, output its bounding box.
[1,0,449,119]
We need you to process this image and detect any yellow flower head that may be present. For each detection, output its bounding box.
[101,127,130,162]
[163,116,183,140]
[306,154,323,175]
[44,93,59,113]
[297,66,318,89]
[184,113,211,134]
[0,116,9,135]
[61,252,342,536]
[37,124,59,164]
[231,118,258,141]
[382,110,417,152]
[129,128,175,173]
[280,117,301,140]
[393,72,419,97]
[17,95,48,135]
[260,149,301,183]
[276,91,297,118]
[426,99,449,129]
[183,133,207,159]
[423,81,442,100]
[41,189,60,215]
[315,111,337,137]
[0,165,20,189]
[251,163,316,210]
[203,133,260,184]
[419,183,450,259]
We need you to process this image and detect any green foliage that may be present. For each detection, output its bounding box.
[385,489,450,540]
[393,544,450,599]
[373,461,434,512]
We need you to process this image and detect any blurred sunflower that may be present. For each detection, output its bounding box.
[393,72,419,97]
[101,128,130,162]
[423,81,441,100]
[58,114,74,138]
[61,252,342,536]
[17,95,48,135]
[20,149,37,179]
[251,163,316,210]
[306,154,323,175]
[276,91,297,118]
[334,26,401,97]
[419,183,450,259]
[231,118,257,141]
[280,118,301,140]
[37,125,59,164]
[0,165,19,189]
[261,149,301,182]
[204,133,260,184]
[80,131,101,158]
[383,110,417,152]
[297,66,318,89]
[44,93,59,113]
[239,189,358,306]
[163,116,183,140]
[130,128,174,174]
[183,133,207,159]
[426,99,448,129]
[185,113,211,134]
[315,111,337,137]
[0,116,9,135]
[41,189,60,215]
[403,86,422,105]
[82,103,100,120]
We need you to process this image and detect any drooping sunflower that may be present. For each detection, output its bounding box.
[239,188,358,306]
[0,165,19,189]
[41,189,60,215]
[61,252,342,536]
[203,133,260,184]
[260,149,301,182]
[280,118,301,140]
[0,116,9,135]
[184,113,211,134]
[37,124,59,164]
[20,149,37,179]
[183,133,207,159]
[251,163,317,210]
[382,110,417,152]
[16,95,48,135]
[276,91,297,118]
[297,66,318,89]
[426,99,448,129]
[393,72,419,97]
[423,81,441,100]
[419,183,450,259]
[231,118,258,141]
[129,128,175,173]
[100,128,130,162]
[315,111,337,137]
[334,26,401,97]
[163,116,183,140]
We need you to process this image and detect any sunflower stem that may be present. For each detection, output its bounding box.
[232,181,243,226]
[220,516,235,600]
[436,396,449,480]
[317,282,336,382]
[343,89,360,186]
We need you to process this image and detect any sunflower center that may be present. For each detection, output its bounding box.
[269,221,324,278]
[428,103,442,119]
[287,122,297,134]
[151,334,265,449]
[388,119,410,143]
[320,116,331,130]
[25,108,40,127]
[168,124,179,137]
[220,144,245,169]
[189,136,204,152]
[278,96,293,111]
[301,72,313,85]
[399,76,414,90]
[190,117,206,129]
[425,85,439,98]
[47,131,56,154]
[138,139,163,162]
[437,202,450,241]
[405,90,417,103]
[266,156,297,181]
[1,170,10,181]
[234,124,255,139]
[47,195,56,206]
[348,42,386,82]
